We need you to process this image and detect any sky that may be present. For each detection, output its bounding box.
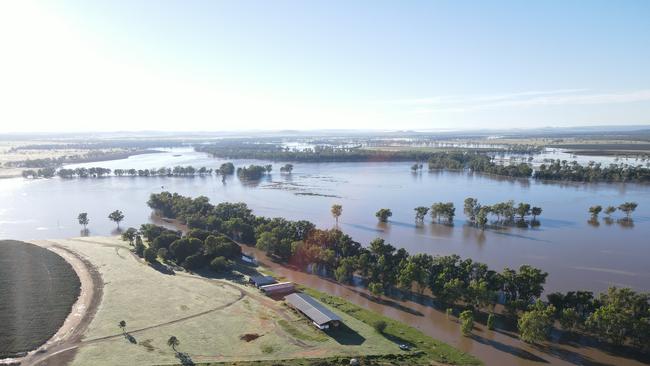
[1,0,649,133]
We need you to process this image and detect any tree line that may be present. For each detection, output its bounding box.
[145,191,648,350]
[535,159,650,183]
[21,162,289,179]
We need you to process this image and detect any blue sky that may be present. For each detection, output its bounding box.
[1,0,649,132]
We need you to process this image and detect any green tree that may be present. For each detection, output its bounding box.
[143,247,158,263]
[121,227,138,245]
[618,202,638,219]
[375,208,392,223]
[559,308,580,331]
[368,282,384,298]
[604,205,616,217]
[119,320,127,334]
[167,336,180,352]
[77,212,89,229]
[476,206,489,228]
[518,300,556,344]
[588,205,602,218]
[108,210,125,228]
[487,313,496,330]
[414,206,429,222]
[134,237,145,257]
[463,198,479,222]
[459,310,474,336]
[531,206,542,221]
[209,256,232,273]
[516,203,531,221]
[334,257,356,284]
[331,204,342,226]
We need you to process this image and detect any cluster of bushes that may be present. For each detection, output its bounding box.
[546,288,649,349]
[535,159,650,183]
[463,198,542,228]
[427,152,533,178]
[145,191,649,350]
[122,224,242,273]
[236,164,272,180]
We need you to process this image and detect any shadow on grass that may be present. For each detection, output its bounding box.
[149,262,175,275]
[324,323,366,345]
[470,334,549,363]
[175,351,195,366]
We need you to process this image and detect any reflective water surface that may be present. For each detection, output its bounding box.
[1,148,649,295]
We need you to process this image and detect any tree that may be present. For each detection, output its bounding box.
[121,227,138,245]
[559,308,580,331]
[476,206,489,228]
[414,206,429,222]
[531,207,542,221]
[463,198,479,222]
[167,336,180,352]
[119,320,127,334]
[279,163,294,173]
[375,208,392,223]
[588,205,602,218]
[143,247,158,263]
[487,313,496,330]
[335,257,356,284]
[618,202,638,219]
[331,204,342,226]
[77,213,89,229]
[516,203,531,221]
[518,300,555,344]
[108,210,125,228]
[604,205,616,217]
[134,237,146,257]
[210,256,232,273]
[368,282,383,298]
[460,310,474,336]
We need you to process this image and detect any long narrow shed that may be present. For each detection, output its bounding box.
[285,292,342,329]
[249,275,276,288]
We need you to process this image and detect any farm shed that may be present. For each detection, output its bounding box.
[285,292,342,329]
[260,281,294,295]
[249,275,276,288]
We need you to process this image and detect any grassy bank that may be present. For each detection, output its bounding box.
[190,286,481,366]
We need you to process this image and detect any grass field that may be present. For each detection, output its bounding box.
[41,237,404,366]
[0,240,80,358]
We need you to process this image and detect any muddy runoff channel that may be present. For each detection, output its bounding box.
[242,245,648,366]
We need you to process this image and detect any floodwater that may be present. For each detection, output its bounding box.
[1,148,648,366]
[0,148,649,295]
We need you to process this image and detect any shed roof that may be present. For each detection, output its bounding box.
[250,275,276,286]
[285,293,342,326]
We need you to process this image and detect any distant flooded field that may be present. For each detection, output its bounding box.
[1,149,649,294]
[0,240,80,358]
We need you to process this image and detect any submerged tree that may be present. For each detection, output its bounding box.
[331,204,342,226]
[531,207,542,221]
[414,206,429,222]
[460,310,474,336]
[618,202,638,219]
[108,210,125,228]
[77,212,89,230]
[604,205,617,217]
[588,205,602,218]
[375,208,392,223]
